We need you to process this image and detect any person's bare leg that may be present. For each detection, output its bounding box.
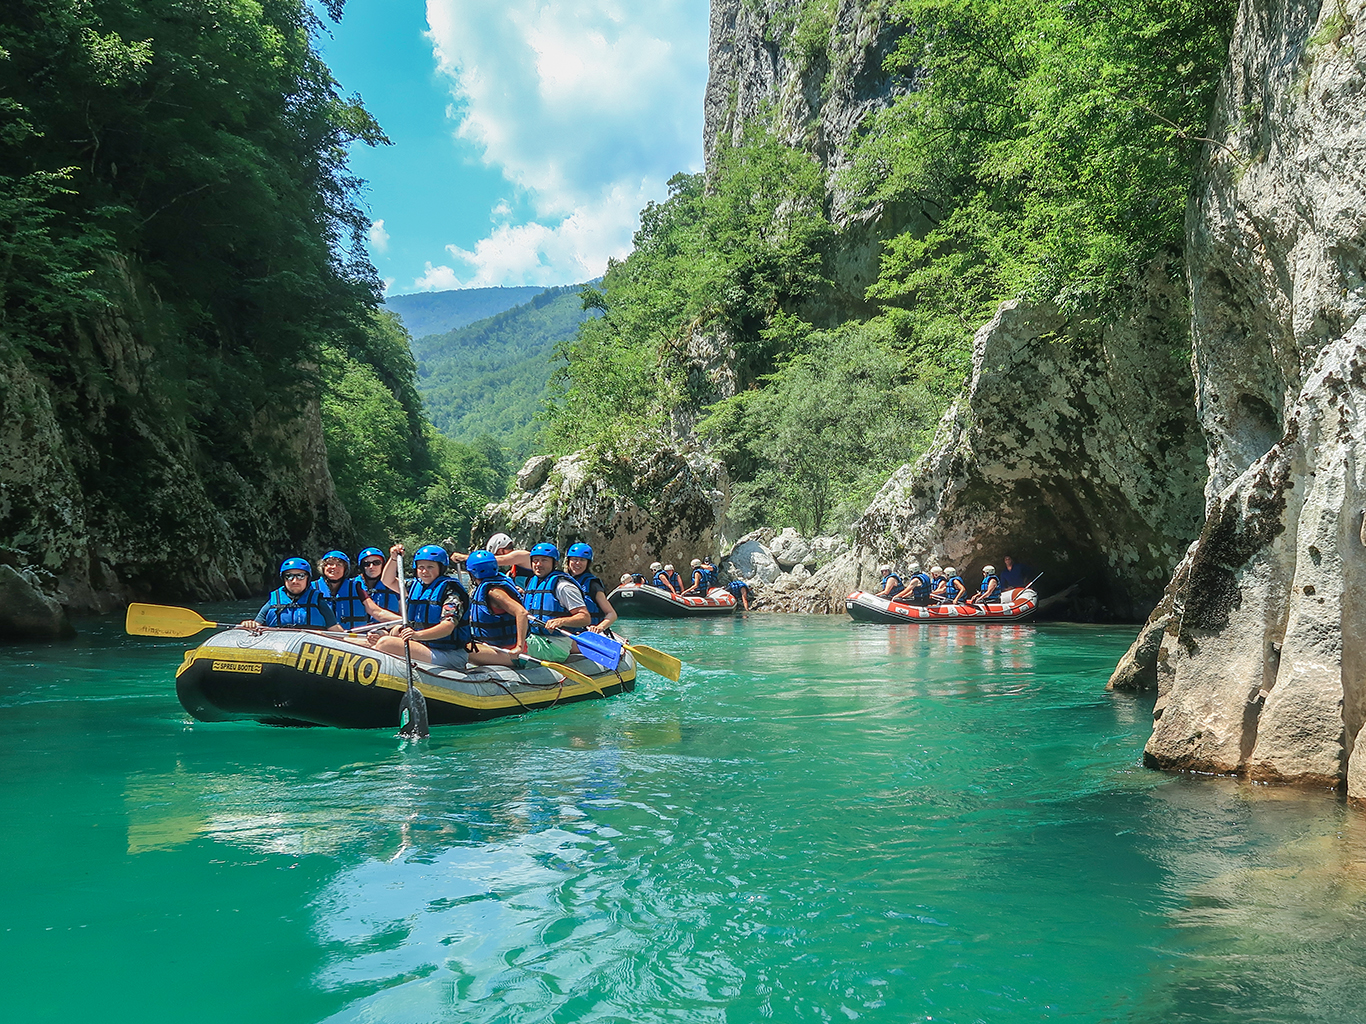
[468,643,518,667]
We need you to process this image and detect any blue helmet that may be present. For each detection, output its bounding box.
[465,549,499,580]
[566,543,593,561]
[529,542,560,563]
[279,557,311,577]
[413,544,450,568]
[319,549,350,567]
[356,546,384,564]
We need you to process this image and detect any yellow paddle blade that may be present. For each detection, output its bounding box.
[125,603,218,638]
[627,644,681,681]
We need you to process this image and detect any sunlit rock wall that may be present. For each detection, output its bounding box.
[1133,0,1366,795]
[474,447,730,579]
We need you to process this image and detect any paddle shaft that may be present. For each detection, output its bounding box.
[394,555,430,739]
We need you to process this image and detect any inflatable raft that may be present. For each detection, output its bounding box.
[175,628,636,729]
[608,583,738,619]
[845,587,1038,624]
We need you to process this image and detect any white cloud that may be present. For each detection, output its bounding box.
[368,219,390,253]
[413,262,462,291]
[424,0,708,285]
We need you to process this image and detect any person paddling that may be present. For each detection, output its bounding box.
[664,564,684,593]
[682,558,713,596]
[893,564,933,606]
[874,564,903,599]
[522,543,591,664]
[566,543,618,633]
[968,565,1002,607]
[927,566,948,603]
[240,558,342,631]
[943,566,967,605]
[366,544,469,668]
[650,561,675,594]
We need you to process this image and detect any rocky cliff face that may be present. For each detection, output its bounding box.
[0,265,351,628]
[1118,0,1366,797]
[474,448,729,578]
[705,0,916,323]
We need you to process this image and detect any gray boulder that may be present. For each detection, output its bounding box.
[516,454,554,492]
[769,528,814,569]
[722,530,781,584]
[0,565,75,640]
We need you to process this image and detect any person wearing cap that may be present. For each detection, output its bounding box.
[968,565,1003,607]
[874,564,903,598]
[522,543,591,663]
[893,563,933,606]
[366,543,471,668]
[311,550,371,629]
[240,558,342,631]
[650,561,675,593]
[355,546,402,618]
[565,543,617,633]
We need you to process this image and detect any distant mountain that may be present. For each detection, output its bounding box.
[384,286,544,340]
[415,284,597,459]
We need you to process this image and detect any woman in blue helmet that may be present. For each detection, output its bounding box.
[311,550,372,629]
[355,546,402,617]
[462,549,531,666]
[240,558,343,631]
[565,542,617,634]
[522,542,590,664]
[366,543,470,667]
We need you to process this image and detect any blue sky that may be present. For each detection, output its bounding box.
[315,0,711,295]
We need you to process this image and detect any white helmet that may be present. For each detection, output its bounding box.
[650,561,662,572]
[931,566,943,576]
[944,566,957,576]
[878,563,892,573]
[691,558,702,567]
[982,565,996,575]
[664,564,675,572]
[620,573,633,583]
[906,562,920,574]
[486,532,514,552]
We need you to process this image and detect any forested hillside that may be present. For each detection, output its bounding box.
[545,0,1238,537]
[415,285,594,461]
[383,285,543,341]
[0,0,500,608]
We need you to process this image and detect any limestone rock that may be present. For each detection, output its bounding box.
[1134,0,1366,794]
[768,528,814,569]
[722,530,781,584]
[474,444,728,578]
[0,565,74,639]
[809,535,849,565]
[516,454,554,492]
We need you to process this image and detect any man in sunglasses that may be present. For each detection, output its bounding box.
[239,558,343,631]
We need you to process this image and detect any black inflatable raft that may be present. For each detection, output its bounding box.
[608,583,738,619]
[175,629,636,728]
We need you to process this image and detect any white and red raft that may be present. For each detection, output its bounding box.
[845,588,1038,624]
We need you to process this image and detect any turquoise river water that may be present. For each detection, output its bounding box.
[4,610,1366,1022]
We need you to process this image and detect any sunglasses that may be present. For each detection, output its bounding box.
[282,572,310,581]
[360,559,383,568]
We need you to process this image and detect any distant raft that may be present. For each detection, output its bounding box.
[175,628,636,729]
[608,583,738,619]
[845,588,1039,624]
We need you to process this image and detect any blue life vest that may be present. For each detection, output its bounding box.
[881,572,902,594]
[469,575,523,647]
[406,576,468,650]
[908,572,932,601]
[726,579,749,595]
[946,576,966,602]
[572,571,608,626]
[313,577,369,629]
[667,571,684,592]
[691,567,714,592]
[362,575,403,617]
[979,574,1002,602]
[525,571,579,635]
[653,571,673,590]
[256,586,336,629]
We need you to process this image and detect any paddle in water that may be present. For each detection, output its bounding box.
[394,556,430,740]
